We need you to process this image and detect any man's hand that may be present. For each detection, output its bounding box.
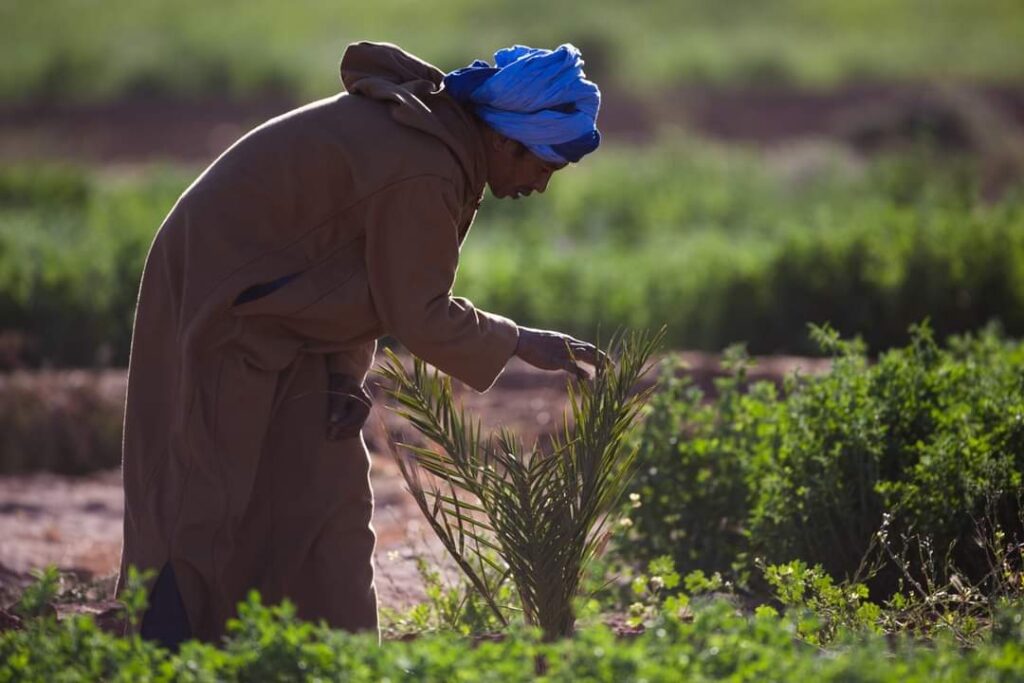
[326,373,373,440]
[514,326,608,379]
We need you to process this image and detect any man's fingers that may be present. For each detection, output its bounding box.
[572,344,602,367]
[563,360,590,380]
[559,348,593,380]
[521,332,608,378]
[563,339,611,370]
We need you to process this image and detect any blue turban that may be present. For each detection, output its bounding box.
[443,44,601,164]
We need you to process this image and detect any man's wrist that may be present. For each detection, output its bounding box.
[514,326,534,357]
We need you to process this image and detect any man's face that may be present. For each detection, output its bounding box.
[484,133,567,200]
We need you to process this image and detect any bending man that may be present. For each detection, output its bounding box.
[117,41,604,648]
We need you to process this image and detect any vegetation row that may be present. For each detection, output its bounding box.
[4,569,1024,682]
[3,327,1024,677]
[5,0,1024,105]
[1,142,1021,367]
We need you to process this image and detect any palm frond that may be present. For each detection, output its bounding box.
[379,330,663,640]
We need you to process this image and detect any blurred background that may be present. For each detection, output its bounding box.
[1,0,1023,445]
[2,0,1024,368]
[1,0,1023,371]
[1,0,1023,610]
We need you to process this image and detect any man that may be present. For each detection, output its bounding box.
[117,41,604,649]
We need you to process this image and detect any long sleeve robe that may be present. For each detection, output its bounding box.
[117,42,518,641]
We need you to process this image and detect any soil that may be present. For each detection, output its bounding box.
[0,353,827,626]
[2,84,1022,164]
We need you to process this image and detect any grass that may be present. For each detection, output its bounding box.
[3,0,1024,105]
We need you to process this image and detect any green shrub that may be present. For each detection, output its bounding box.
[622,324,1024,594]
[380,556,513,638]
[761,560,882,645]
[10,567,61,620]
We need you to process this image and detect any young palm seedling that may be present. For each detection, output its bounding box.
[379,329,662,641]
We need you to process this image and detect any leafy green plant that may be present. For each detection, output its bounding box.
[380,555,514,637]
[762,559,882,645]
[619,555,682,628]
[1,567,167,682]
[577,545,728,630]
[379,330,662,640]
[621,345,773,582]
[11,567,60,621]
[622,324,1024,596]
[753,504,1024,649]
[864,506,1024,646]
[118,566,154,634]
[7,590,1024,681]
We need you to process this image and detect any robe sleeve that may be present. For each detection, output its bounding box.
[364,175,519,392]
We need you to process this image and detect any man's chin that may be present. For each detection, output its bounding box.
[490,187,525,200]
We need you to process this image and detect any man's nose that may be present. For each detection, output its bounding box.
[533,174,551,193]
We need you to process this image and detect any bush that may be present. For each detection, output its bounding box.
[621,324,1024,593]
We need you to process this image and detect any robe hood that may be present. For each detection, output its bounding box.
[340,42,486,190]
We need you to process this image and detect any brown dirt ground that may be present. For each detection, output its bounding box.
[0,353,827,624]
[2,85,1022,164]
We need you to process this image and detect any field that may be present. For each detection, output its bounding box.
[4,0,1024,106]
[5,337,1024,680]
[4,1,1024,679]
[3,138,1024,368]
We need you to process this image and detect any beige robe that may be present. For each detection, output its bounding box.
[116,42,519,641]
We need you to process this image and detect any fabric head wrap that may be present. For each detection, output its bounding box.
[443,44,601,164]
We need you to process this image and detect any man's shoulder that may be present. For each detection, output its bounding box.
[304,93,466,181]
